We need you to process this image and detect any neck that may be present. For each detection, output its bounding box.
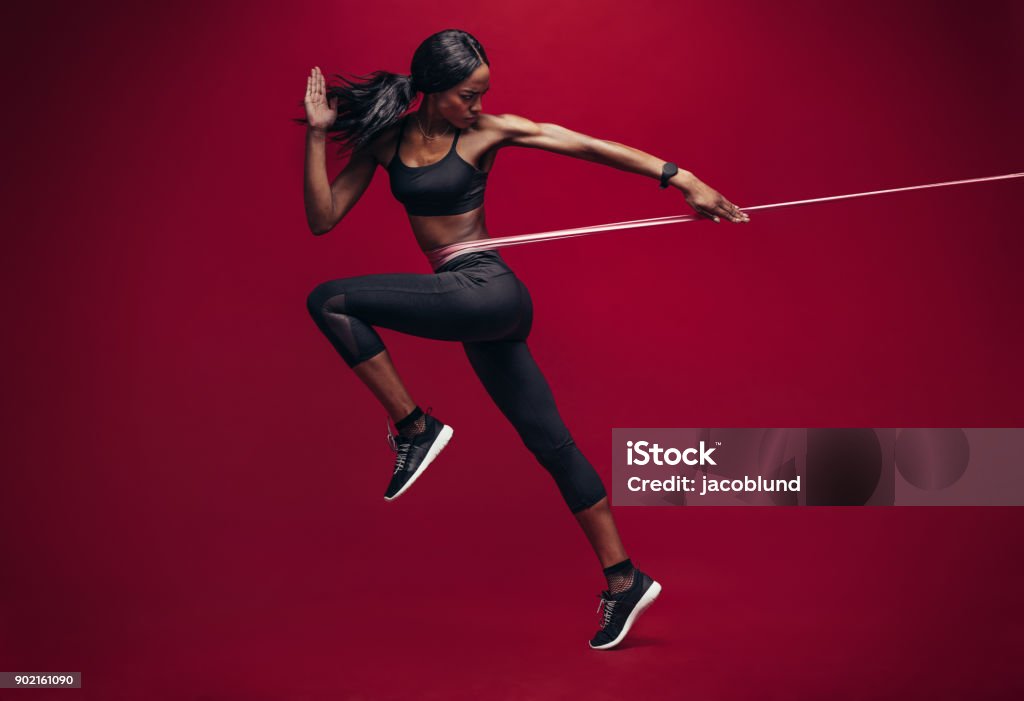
[415,106,451,135]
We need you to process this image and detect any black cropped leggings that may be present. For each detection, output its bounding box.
[306,250,607,514]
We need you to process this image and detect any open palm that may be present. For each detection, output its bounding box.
[304,66,338,130]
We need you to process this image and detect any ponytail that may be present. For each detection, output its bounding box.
[294,30,489,157]
[294,69,418,156]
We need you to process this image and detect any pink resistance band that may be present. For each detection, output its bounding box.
[425,172,1024,271]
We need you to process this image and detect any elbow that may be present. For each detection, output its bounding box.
[309,213,341,236]
[308,197,350,235]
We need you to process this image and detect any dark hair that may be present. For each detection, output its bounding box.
[294,29,489,157]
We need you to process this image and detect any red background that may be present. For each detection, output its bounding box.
[2,0,1023,698]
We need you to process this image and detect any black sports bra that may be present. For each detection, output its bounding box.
[387,115,488,216]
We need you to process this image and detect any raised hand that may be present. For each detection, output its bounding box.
[304,66,338,131]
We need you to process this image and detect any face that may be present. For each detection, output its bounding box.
[433,62,490,127]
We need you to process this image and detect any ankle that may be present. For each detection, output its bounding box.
[395,405,426,438]
[603,558,636,595]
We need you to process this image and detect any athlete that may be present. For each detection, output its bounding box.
[299,28,749,650]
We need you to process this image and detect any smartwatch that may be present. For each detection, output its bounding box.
[659,161,679,189]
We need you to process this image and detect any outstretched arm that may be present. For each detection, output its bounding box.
[491,113,749,224]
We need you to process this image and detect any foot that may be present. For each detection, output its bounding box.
[383,408,454,501]
[589,569,662,650]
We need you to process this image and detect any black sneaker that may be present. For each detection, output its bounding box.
[383,407,454,501]
[588,569,662,650]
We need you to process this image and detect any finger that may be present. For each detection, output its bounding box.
[721,200,748,223]
[722,204,744,223]
[698,207,720,223]
[729,203,750,223]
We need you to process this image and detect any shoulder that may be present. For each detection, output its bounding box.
[475,113,543,143]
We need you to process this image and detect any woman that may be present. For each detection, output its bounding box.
[299,29,749,650]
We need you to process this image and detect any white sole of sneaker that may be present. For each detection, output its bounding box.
[384,424,454,501]
[588,580,662,650]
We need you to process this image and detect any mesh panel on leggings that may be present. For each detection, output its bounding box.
[321,293,360,361]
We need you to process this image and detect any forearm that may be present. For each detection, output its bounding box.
[304,127,336,234]
[582,137,698,192]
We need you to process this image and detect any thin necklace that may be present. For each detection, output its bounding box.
[415,113,452,141]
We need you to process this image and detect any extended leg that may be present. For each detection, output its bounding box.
[463,339,632,566]
[462,339,606,512]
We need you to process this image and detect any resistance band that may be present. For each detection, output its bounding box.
[425,172,1024,270]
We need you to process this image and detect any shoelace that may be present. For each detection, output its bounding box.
[392,440,412,474]
[596,593,618,629]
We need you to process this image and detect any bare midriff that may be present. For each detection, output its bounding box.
[407,207,491,254]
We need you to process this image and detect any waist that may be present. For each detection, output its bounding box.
[432,248,511,274]
[426,236,500,271]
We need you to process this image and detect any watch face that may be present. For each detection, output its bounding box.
[661,163,678,187]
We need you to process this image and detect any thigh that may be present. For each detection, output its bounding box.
[461,339,571,448]
[310,269,525,343]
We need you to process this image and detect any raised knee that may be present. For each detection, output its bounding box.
[306,281,344,319]
[306,284,326,318]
